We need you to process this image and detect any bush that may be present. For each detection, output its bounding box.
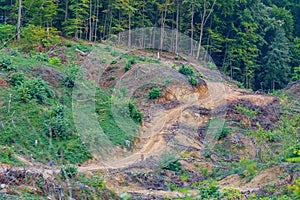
[61,164,78,179]
[0,57,15,71]
[34,53,49,62]
[124,63,132,72]
[189,76,199,86]
[196,180,221,199]
[0,24,15,44]
[218,127,230,140]
[207,61,217,69]
[45,105,72,139]
[128,102,143,123]
[20,25,60,52]
[49,57,61,66]
[159,152,181,171]
[64,63,79,88]
[7,72,26,86]
[110,60,117,65]
[179,65,195,76]
[148,87,162,99]
[128,58,136,65]
[124,58,136,72]
[16,78,54,103]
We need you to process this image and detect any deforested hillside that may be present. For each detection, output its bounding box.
[0,39,299,199]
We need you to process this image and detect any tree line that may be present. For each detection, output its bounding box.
[0,0,299,91]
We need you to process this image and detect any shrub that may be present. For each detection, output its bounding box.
[26,78,54,103]
[87,176,105,191]
[196,180,221,199]
[124,63,132,72]
[218,127,230,140]
[61,164,78,179]
[0,146,14,164]
[110,60,117,65]
[148,87,162,99]
[45,105,72,139]
[111,50,120,57]
[179,65,195,76]
[20,25,60,51]
[128,102,143,123]
[127,58,136,65]
[34,53,49,62]
[49,57,61,66]
[207,61,217,69]
[189,76,199,86]
[0,57,15,71]
[0,24,15,44]
[15,77,53,103]
[124,58,136,72]
[159,152,181,171]
[64,63,79,88]
[7,72,26,86]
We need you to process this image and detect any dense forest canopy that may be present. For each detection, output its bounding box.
[0,0,299,91]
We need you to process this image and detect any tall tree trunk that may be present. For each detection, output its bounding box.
[128,14,131,49]
[175,0,179,54]
[160,0,168,51]
[65,0,69,22]
[89,0,92,41]
[141,1,145,48]
[94,0,99,42]
[75,0,79,39]
[196,0,216,60]
[17,0,22,40]
[190,4,194,55]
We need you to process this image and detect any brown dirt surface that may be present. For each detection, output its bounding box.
[0,77,7,88]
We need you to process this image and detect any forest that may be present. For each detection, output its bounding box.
[0,0,299,91]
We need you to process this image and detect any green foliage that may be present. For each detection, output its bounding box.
[7,72,26,86]
[195,180,221,199]
[16,78,54,103]
[61,164,78,179]
[179,170,190,181]
[120,192,132,200]
[222,188,243,200]
[218,127,230,140]
[124,57,136,72]
[159,151,181,171]
[124,62,132,72]
[20,25,60,52]
[44,105,72,139]
[178,65,195,76]
[285,143,300,162]
[128,102,143,123]
[230,158,259,181]
[207,61,217,70]
[188,76,199,85]
[111,50,121,57]
[0,57,15,71]
[95,89,138,147]
[64,63,79,88]
[288,177,300,198]
[0,24,15,44]
[77,174,106,191]
[236,104,259,119]
[33,53,49,62]
[0,145,20,164]
[49,57,61,66]
[148,87,162,99]
[110,60,117,65]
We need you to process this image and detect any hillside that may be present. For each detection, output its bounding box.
[0,39,299,200]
